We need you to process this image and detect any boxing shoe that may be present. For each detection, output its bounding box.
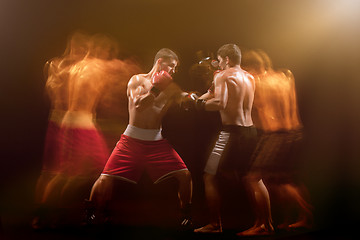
[180,203,193,231]
[81,199,96,227]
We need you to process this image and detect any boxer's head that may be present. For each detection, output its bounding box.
[154,48,179,75]
[217,44,241,70]
[241,50,265,76]
[64,31,90,61]
[88,33,119,60]
[256,50,273,72]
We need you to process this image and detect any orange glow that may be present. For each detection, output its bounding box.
[242,50,302,132]
[44,32,142,123]
[36,32,143,219]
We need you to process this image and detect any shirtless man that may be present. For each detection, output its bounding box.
[32,32,90,229]
[192,44,257,233]
[38,34,122,227]
[87,48,193,227]
[236,49,277,236]
[238,49,313,235]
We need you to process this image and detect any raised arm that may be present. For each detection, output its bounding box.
[203,73,228,111]
[127,75,156,111]
[181,73,227,111]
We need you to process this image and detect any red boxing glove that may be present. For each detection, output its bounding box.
[151,70,173,91]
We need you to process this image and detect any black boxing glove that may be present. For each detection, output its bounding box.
[195,98,206,111]
[181,92,206,111]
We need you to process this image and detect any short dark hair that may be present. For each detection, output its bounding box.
[154,48,179,65]
[241,50,264,72]
[217,44,241,65]
[256,49,272,71]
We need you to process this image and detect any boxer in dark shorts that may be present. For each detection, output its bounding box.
[238,50,313,235]
[204,125,257,177]
[251,129,304,182]
[190,44,256,233]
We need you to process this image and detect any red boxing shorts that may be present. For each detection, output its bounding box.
[102,134,188,184]
[59,126,110,176]
[42,120,63,173]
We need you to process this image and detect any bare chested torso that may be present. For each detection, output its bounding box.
[252,69,302,132]
[62,58,107,128]
[45,58,72,125]
[127,73,178,129]
[215,67,255,126]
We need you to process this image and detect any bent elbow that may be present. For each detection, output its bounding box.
[217,100,226,110]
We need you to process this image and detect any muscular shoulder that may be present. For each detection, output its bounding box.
[244,70,255,84]
[279,69,294,83]
[223,68,253,81]
[128,73,147,86]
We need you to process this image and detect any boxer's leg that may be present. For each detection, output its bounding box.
[194,173,222,233]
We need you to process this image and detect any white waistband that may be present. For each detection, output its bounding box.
[123,125,163,141]
[48,109,66,124]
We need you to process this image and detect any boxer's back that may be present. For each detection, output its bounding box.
[62,58,106,128]
[45,58,70,113]
[220,68,255,127]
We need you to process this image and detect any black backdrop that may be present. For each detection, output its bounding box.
[1,0,360,236]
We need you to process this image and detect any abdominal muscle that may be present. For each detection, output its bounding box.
[220,108,253,127]
[128,104,163,129]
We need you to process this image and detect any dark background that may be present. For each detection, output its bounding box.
[1,0,360,238]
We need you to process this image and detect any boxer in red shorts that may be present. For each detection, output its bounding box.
[32,32,90,229]
[102,127,187,184]
[87,48,193,228]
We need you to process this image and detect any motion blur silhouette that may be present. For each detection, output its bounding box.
[237,49,313,236]
[33,32,141,229]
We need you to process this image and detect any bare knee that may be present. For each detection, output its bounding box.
[203,173,216,185]
[173,170,192,183]
[90,175,114,201]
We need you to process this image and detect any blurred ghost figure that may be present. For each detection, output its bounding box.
[238,50,313,236]
[33,32,141,229]
[188,50,219,94]
[32,31,90,229]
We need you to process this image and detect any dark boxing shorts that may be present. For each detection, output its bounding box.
[250,129,304,181]
[204,125,257,176]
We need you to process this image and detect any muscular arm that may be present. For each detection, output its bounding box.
[199,91,214,100]
[157,82,183,103]
[285,70,302,128]
[128,74,184,111]
[203,74,228,111]
[127,75,155,111]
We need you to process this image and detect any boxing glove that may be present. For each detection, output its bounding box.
[150,70,173,97]
[211,60,219,69]
[181,92,206,111]
[186,92,199,101]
